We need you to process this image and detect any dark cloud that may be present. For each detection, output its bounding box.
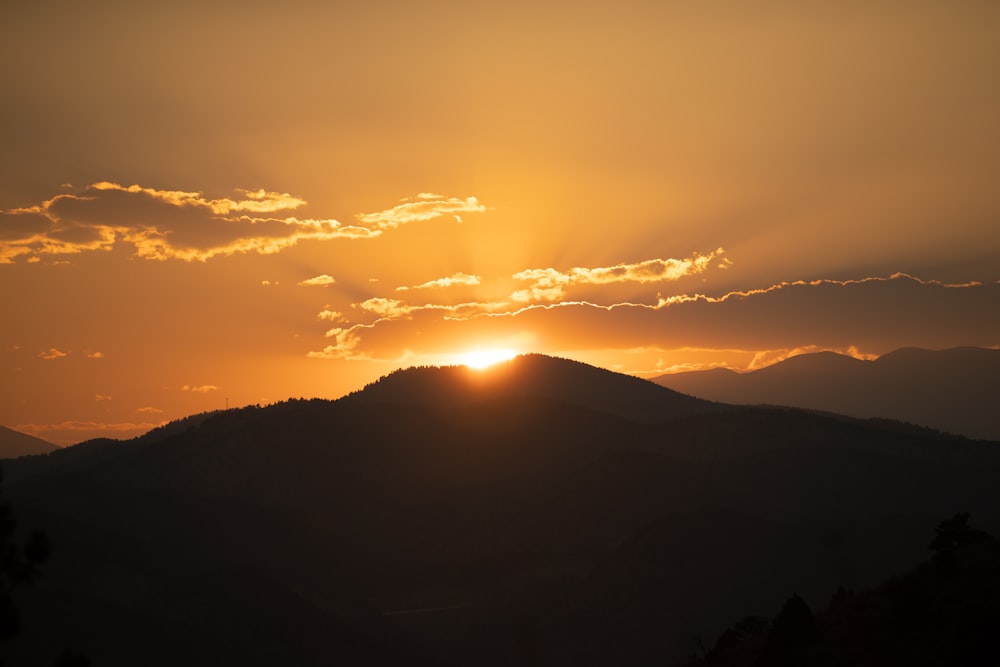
[308,274,1000,363]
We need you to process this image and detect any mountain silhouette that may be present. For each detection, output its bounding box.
[0,425,58,459]
[348,353,722,422]
[653,347,1000,441]
[3,354,998,665]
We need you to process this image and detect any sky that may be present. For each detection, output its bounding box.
[2,1,999,445]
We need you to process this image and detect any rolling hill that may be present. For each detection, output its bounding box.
[0,425,58,458]
[653,347,1000,441]
[3,354,997,665]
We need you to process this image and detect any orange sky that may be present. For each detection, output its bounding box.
[3,1,999,445]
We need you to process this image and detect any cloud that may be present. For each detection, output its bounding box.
[357,298,418,318]
[88,351,105,359]
[95,394,112,401]
[39,347,68,360]
[317,309,345,322]
[15,420,165,446]
[16,420,160,433]
[307,328,366,360]
[305,273,1000,367]
[0,182,381,263]
[397,272,482,291]
[136,406,164,414]
[745,345,879,371]
[511,249,725,303]
[298,274,336,287]
[653,273,980,308]
[181,384,219,393]
[328,252,726,330]
[356,193,486,229]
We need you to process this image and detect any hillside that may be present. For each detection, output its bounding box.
[348,353,722,422]
[654,347,1000,441]
[0,425,58,458]
[3,354,998,665]
[690,517,1000,666]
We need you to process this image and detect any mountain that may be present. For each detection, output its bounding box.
[348,353,722,422]
[2,354,998,665]
[653,347,1000,441]
[0,425,58,458]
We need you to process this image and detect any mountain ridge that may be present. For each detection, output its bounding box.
[4,353,998,665]
[0,425,59,458]
[653,346,1000,441]
[346,353,723,423]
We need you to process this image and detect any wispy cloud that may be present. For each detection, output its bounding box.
[306,273,1000,366]
[397,272,481,291]
[357,298,419,318]
[745,345,879,371]
[512,249,725,303]
[307,327,366,360]
[39,347,68,360]
[95,394,112,401]
[356,193,486,229]
[15,420,165,446]
[298,274,336,287]
[16,420,161,433]
[654,273,981,307]
[181,384,219,393]
[317,309,345,322]
[4,182,486,263]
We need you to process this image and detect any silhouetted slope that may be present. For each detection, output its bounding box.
[349,353,722,422]
[695,536,1000,666]
[2,355,999,665]
[524,509,942,666]
[0,425,58,458]
[654,347,1000,440]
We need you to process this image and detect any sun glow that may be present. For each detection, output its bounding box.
[461,349,518,370]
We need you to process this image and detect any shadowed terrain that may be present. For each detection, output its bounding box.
[654,347,1000,441]
[0,426,58,459]
[3,355,998,665]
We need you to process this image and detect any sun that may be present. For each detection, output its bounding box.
[461,348,518,370]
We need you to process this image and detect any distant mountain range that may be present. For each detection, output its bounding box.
[0,425,58,459]
[654,347,1000,441]
[3,354,998,665]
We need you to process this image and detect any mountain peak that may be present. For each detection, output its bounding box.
[346,353,719,423]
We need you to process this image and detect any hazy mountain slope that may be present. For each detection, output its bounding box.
[654,347,1000,440]
[0,425,58,458]
[3,355,999,666]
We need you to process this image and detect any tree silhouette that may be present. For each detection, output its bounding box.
[928,512,992,553]
[929,512,993,577]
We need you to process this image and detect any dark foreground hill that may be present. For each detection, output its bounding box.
[0,425,58,459]
[690,516,1000,666]
[3,355,998,665]
[653,347,1000,441]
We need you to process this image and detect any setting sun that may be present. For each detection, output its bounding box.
[461,349,518,370]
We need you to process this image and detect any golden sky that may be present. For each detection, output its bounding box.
[3,1,999,445]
